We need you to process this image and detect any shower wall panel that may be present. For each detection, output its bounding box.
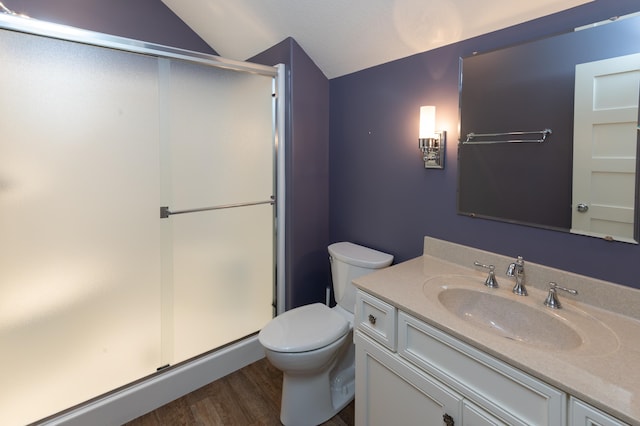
[0,31,162,425]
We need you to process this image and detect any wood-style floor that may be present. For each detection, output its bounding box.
[124,357,354,426]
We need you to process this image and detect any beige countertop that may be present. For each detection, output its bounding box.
[353,237,640,425]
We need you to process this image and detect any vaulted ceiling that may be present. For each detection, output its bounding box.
[161,0,592,78]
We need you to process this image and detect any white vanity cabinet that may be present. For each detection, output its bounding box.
[569,397,629,426]
[355,332,463,425]
[355,290,566,426]
[355,331,509,426]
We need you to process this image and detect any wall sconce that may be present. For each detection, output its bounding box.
[418,106,446,169]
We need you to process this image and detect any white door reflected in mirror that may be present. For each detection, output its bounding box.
[572,52,640,243]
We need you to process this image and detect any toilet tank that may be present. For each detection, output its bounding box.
[328,242,393,313]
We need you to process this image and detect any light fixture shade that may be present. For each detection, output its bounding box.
[419,106,436,139]
[417,105,445,169]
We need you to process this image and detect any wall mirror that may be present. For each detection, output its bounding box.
[458,13,640,243]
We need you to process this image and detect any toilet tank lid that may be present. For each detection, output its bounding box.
[328,242,393,269]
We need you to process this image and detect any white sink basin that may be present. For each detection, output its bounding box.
[423,275,619,354]
[438,287,582,350]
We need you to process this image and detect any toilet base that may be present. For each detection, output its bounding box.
[280,364,355,426]
[268,333,355,426]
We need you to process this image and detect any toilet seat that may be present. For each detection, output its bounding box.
[259,303,349,353]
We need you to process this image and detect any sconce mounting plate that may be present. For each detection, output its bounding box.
[419,131,446,169]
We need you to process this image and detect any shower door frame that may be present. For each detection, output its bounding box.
[0,12,286,424]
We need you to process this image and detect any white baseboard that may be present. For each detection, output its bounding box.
[42,336,265,426]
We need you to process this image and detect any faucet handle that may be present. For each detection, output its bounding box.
[473,261,499,288]
[544,282,578,309]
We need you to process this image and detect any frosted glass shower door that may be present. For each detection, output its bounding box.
[0,30,161,425]
[163,60,275,363]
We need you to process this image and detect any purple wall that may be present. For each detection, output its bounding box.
[2,0,215,53]
[251,39,331,309]
[330,0,640,290]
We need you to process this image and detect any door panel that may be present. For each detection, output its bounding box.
[163,59,275,364]
[572,53,640,242]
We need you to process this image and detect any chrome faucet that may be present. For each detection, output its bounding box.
[544,282,578,309]
[473,261,499,288]
[506,256,527,296]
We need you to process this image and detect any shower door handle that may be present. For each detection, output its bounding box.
[160,197,275,218]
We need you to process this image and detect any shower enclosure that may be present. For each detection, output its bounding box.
[0,15,284,425]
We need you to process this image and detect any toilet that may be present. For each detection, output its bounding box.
[259,242,393,426]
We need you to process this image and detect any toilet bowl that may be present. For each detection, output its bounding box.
[259,242,393,426]
[261,304,352,425]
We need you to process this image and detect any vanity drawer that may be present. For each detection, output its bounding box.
[397,311,565,426]
[355,290,397,351]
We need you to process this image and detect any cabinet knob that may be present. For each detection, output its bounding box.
[443,413,455,426]
[368,314,377,325]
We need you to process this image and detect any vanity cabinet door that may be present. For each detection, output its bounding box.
[462,400,509,426]
[355,331,462,426]
[569,397,629,426]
